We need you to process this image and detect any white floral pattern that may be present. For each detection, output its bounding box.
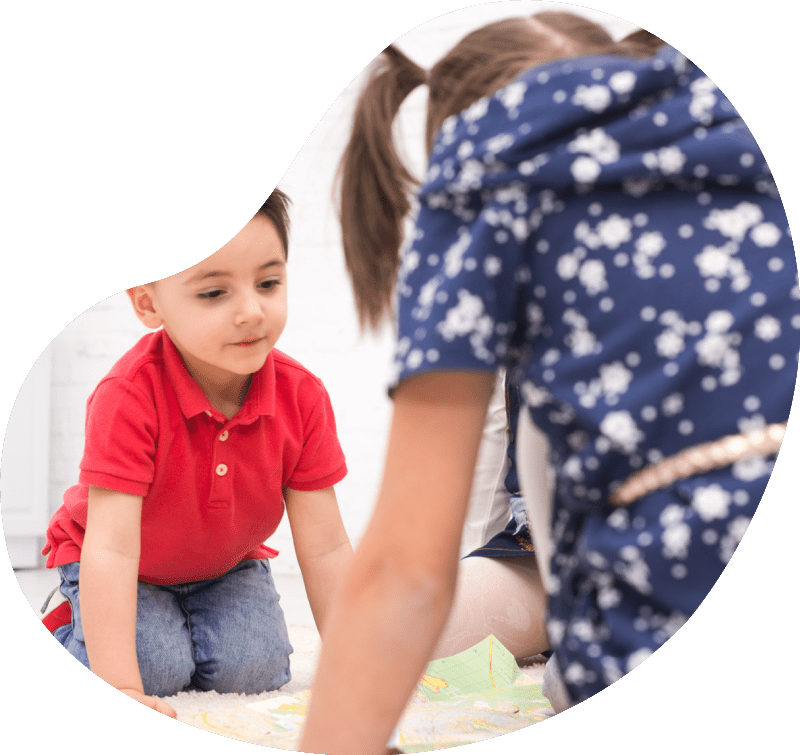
[393,45,797,705]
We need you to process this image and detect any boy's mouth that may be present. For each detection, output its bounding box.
[232,336,266,348]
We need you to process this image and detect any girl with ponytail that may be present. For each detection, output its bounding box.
[301,10,796,752]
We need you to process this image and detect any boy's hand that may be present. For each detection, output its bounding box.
[118,687,178,718]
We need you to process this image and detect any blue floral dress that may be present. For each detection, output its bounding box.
[391,45,798,705]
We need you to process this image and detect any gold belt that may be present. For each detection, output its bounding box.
[608,422,787,506]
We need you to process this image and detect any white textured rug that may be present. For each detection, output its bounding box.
[163,623,548,722]
[173,634,554,752]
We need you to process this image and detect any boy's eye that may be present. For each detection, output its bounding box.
[198,289,225,299]
[259,279,281,290]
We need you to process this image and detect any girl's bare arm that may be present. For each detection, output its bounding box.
[298,370,493,755]
[81,486,176,718]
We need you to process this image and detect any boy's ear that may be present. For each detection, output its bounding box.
[127,286,163,330]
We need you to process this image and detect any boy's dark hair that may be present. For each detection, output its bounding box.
[258,188,292,258]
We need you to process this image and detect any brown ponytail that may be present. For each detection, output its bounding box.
[615,27,666,59]
[337,45,426,331]
[339,13,665,332]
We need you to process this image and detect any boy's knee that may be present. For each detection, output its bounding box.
[138,641,195,697]
[196,644,292,694]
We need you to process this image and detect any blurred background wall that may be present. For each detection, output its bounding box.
[1,2,638,574]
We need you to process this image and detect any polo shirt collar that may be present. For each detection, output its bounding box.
[160,330,276,422]
[239,352,277,422]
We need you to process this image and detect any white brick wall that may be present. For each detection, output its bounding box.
[48,294,152,524]
[29,2,638,575]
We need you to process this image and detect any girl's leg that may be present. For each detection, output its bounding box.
[517,410,555,592]
[431,555,548,661]
[517,405,574,711]
[181,559,293,694]
[53,562,195,697]
[460,369,513,557]
[542,654,571,713]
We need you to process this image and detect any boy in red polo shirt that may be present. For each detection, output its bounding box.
[41,189,352,717]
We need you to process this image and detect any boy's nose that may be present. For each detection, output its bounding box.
[234,293,265,324]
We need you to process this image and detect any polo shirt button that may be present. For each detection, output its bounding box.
[216,463,228,476]
[205,410,213,417]
[219,430,229,441]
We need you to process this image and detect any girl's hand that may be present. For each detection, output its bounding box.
[118,687,178,718]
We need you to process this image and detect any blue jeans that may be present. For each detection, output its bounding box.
[54,559,293,697]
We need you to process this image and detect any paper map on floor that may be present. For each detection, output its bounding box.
[180,635,552,751]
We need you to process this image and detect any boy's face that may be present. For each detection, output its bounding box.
[129,214,288,394]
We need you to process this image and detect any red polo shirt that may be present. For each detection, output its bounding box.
[43,330,347,584]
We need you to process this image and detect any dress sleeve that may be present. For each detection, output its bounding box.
[391,190,534,392]
[78,377,158,496]
[286,380,348,491]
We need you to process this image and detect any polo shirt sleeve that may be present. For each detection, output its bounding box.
[78,377,158,497]
[286,381,347,491]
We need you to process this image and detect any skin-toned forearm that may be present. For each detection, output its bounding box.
[285,486,354,638]
[297,539,354,638]
[81,487,144,693]
[80,487,178,717]
[299,372,493,755]
[301,538,455,755]
[80,545,143,692]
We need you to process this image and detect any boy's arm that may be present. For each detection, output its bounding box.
[283,486,353,638]
[298,371,493,755]
[81,486,176,718]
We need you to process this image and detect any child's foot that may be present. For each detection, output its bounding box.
[41,592,71,633]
